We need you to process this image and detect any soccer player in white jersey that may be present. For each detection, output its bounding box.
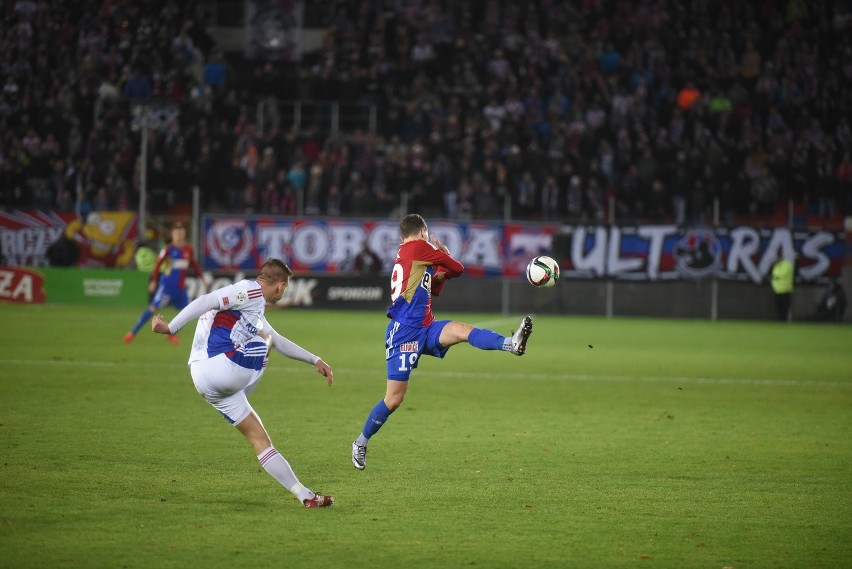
[151,258,335,508]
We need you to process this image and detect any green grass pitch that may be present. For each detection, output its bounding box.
[1,303,851,569]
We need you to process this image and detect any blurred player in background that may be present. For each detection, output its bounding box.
[124,222,207,344]
[151,258,335,508]
[351,213,533,470]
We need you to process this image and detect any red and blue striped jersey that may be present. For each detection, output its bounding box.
[152,243,203,289]
[387,239,464,327]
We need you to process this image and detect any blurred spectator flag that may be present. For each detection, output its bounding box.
[245,0,303,61]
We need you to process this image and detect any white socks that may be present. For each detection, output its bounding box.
[257,446,314,502]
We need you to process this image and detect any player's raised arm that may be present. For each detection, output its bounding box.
[423,237,464,277]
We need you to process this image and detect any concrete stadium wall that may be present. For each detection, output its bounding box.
[183,272,845,322]
[434,278,831,322]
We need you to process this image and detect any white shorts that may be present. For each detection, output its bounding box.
[190,354,265,426]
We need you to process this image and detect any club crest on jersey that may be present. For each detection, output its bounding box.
[400,341,419,352]
[235,291,248,303]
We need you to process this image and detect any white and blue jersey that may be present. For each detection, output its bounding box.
[187,279,270,371]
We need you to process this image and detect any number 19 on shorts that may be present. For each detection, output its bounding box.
[396,353,419,372]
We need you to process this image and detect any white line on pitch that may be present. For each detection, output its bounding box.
[3,359,849,388]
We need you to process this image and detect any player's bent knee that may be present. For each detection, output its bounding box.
[384,392,405,410]
[384,381,408,410]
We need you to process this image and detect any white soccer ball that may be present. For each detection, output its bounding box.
[526,255,560,288]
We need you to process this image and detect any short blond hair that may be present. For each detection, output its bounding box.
[257,258,294,283]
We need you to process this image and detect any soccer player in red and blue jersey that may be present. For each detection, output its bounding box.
[124,222,207,345]
[351,213,533,470]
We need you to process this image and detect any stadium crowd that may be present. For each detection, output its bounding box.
[0,0,850,226]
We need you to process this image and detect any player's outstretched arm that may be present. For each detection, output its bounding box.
[264,324,333,386]
[152,293,219,335]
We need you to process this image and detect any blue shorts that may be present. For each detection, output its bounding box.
[152,285,190,310]
[386,319,451,381]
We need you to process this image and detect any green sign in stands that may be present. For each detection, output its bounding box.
[40,268,150,306]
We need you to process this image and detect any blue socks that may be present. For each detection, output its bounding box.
[131,309,153,335]
[360,399,394,442]
[468,328,506,350]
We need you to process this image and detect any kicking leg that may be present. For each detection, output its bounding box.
[236,410,333,508]
[439,316,533,355]
[439,320,505,349]
[234,409,274,454]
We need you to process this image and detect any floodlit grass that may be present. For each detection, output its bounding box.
[1,304,851,569]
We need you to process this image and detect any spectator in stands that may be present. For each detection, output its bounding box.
[0,0,849,229]
[540,175,559,221]
[203,50,227,90]
[260,180,279,214]
[353,239,383,275]
[122,67,153,99]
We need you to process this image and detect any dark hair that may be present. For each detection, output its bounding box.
[400,213,426,238]
[258,258,294,282]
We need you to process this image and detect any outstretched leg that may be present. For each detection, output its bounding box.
[439,316,533,355]
[236,411,333,508]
